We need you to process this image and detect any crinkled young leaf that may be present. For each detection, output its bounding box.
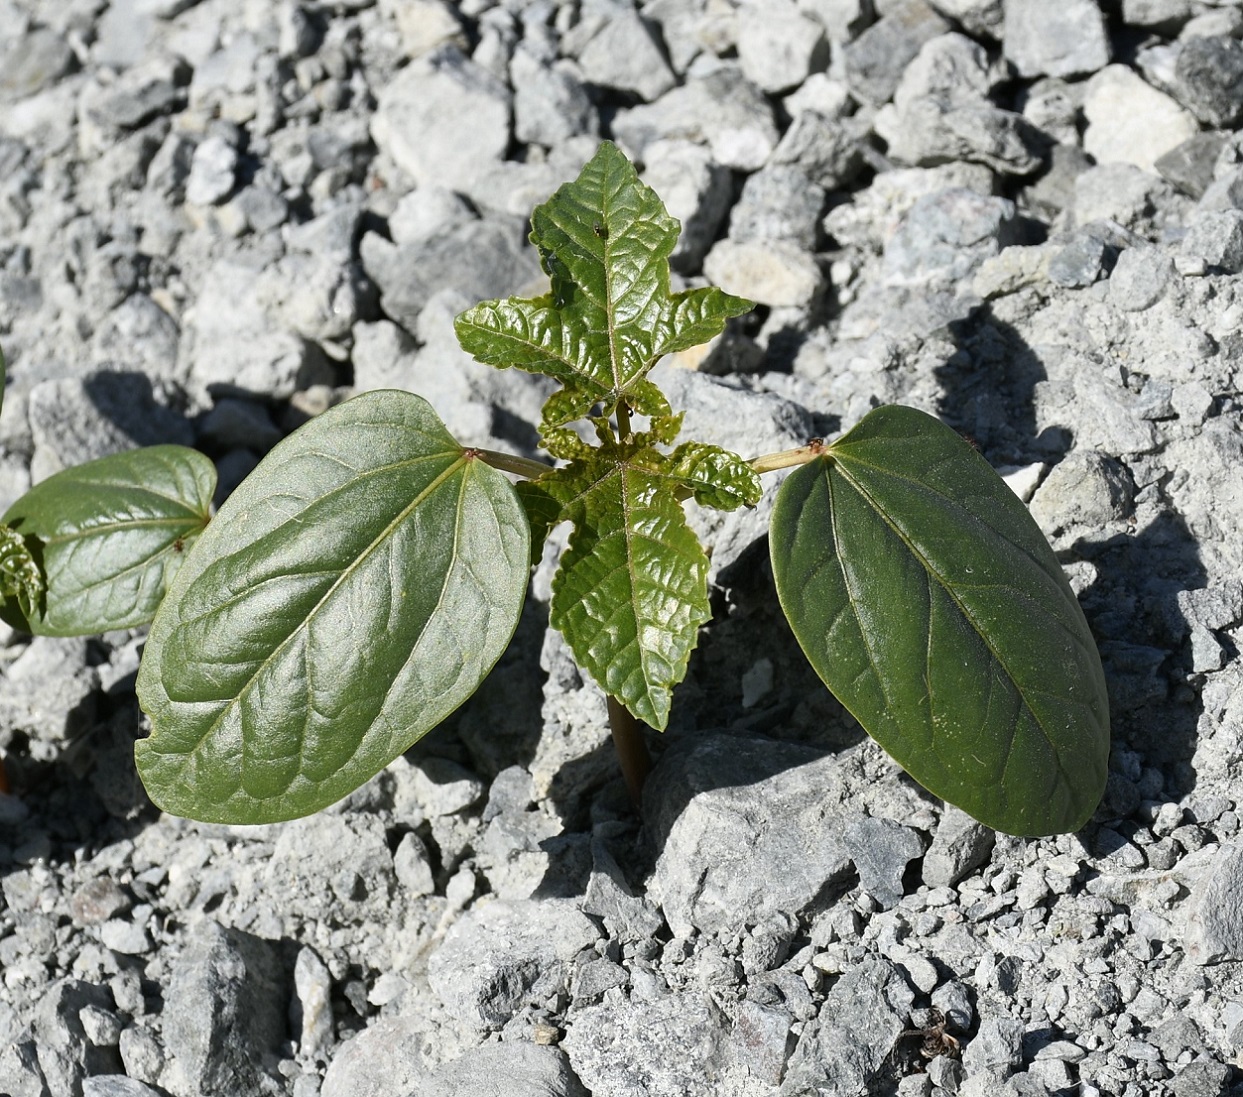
[526,446,711,730]
[0,446,216,636]
[665,442,763,512]
[770,405,1109,837]
[0,524,42,620]
[454,141,752,425]
[135,391,530,824]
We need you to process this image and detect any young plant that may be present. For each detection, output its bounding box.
[0,144,1110,836]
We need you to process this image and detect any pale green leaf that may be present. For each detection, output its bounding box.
[770,405,1109,836]
[665,442,763,511]
[135,390,530,824]
[0,446,216,636]
[454,142,752,421]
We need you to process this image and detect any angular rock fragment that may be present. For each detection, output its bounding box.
[512,45,598,147]
[573,8,676,101]
[613,66,779,172]
[562,985,728,1097]
[1169,37,1243,128]
[780,957,914,1096]
[321,1018,428,1097]
[703,239,824,308]
[371,46,511,195]
[641,139,731,271]
[420,1043,588,1097]
[1083,66,1199,175]
[646,734,853,937]
[1003,0,1109,79]
[882,188,1019,289]
[160,923,288,1097]
[736,0,829,95]
[843,0,950,107]
[427,899,601,1027]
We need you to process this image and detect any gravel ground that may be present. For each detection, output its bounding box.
[2,1,1243,1095]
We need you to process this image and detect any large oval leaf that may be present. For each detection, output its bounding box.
[0,446,216,636]
[770,405,1109,836]
[135,391,530,824]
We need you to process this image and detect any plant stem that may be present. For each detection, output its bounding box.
[607,695,650,807]
[473,448,553,480]
[750,441,828,475]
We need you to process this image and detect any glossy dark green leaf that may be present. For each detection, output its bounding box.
[454,141,752,425]
[0,446,216,636]
[135,391,530,824]
[525,445,711,730]
[770,405,1109,836]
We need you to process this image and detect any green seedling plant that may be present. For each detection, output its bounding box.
[0,144,1110,836]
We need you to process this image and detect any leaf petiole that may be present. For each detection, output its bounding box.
[472,448,555,481]
[749,440,827,476]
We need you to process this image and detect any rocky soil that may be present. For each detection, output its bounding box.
[2,0,1243,1094]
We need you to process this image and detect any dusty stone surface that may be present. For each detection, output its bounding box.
[1,3,1243,1097]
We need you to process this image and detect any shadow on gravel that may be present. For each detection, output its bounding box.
[939,305,1070,464]
[3,695,159,873]
[1074,511,1207,806]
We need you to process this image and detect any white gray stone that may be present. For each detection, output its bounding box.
[703,239,824,308]
[922,805,996,887]
[428,899,601,1027]
[769,112,865,190]
[1181,209,1243,274]
[370,46,511,196]
[360,217,539,336]
[411,756,486,816]
[419,1043,587,1097]
[875,96,1041,175]
[160,923,288,1097]
[383,0,466,59]
[321,1018,427,1097]
[183,259,335,403]
[292,947,333,1061]
[1169,36,1243,128]
[562,986,729,1097]
[843,0,950,107]
[736,0,828,95]
[1083,65,1199,175]
[388,186,474,247]
[83,1079,166,1097]
[824,162,995,251]
[927,0,1004,39]
[729,165,826,250]
[1002,0,1109,79]
[574,8,676,102]
[780,958,915,1095]
[646,735,854,937]
[185,135,238,206]
[612,66,779,172]
[27,373,194,480]
[511,46,598,147]
[882,188,1019,289]
[798,0,873,41]
[1108,245,1176,312]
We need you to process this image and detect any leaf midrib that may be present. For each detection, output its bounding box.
[827,456,1078,790]
[170,449,470,764]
